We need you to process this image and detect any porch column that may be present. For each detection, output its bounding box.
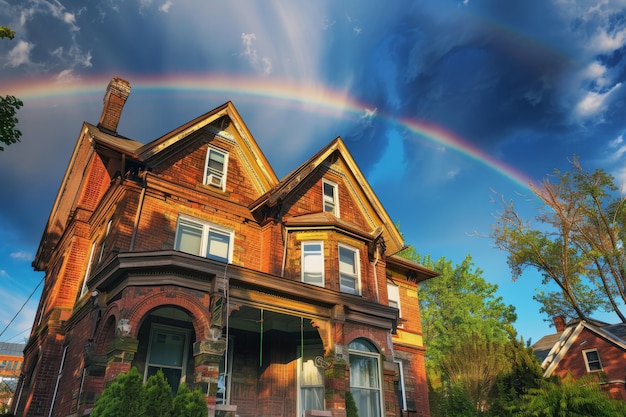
[324,345,349,417]
[193,338,228,417]
[104,335,139,383]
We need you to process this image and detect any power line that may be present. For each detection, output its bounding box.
[0,276,44,339]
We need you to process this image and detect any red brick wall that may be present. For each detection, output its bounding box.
[554,328,626,400]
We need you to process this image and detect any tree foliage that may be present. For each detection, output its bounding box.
[91,368,208,417]
[516,375,626,417]
[1,26,23,151]
[399,249,520,415]
[491,157,626,323]
[399,250,517,371]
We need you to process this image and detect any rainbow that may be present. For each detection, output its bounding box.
[1,73,534,190]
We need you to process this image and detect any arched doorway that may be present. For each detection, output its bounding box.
[134,306,196,393]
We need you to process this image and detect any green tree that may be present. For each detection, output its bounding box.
[172,383,208,417]
[488,337,544,416]
[399,250,517,374]
[91,368,208,417]
[516,375,626,417]
[91,367,145,417]
[491,157,626,324]
[399,250,517,415]
[143,370,173,417]
[1,26,23,152]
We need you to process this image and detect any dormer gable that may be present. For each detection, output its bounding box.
[250,137,405,255]
[136,102,278,198]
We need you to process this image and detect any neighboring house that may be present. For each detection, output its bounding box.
[0,342,24,412]
[532,316,626,400]
[13,78,438,417]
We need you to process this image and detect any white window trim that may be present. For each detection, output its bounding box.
[301,241,325,287]
[339,243,361,295]
[175,215,234,263]
[387,282,401,317]
[394,359,407,411]
[144,324,190,385]
[583,348,603,372]
[322,179,339,217]
[80,242,97,297]
[297,347,325,416]
[204,146,229,191]
[348,341,383,417]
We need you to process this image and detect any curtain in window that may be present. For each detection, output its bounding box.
[301,358,324,414]
[303,243,324,285]
[349,340,381,417]
[176,220,203,255]
[207,230,230,262]
[339,247,357,293]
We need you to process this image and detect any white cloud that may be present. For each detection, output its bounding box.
[0,270,10,279]
[589,27,626,54]
[574,82,622,120]
[240,33,272,75]
[160,1,173,13]
[56,69,81,83]
[7,40,33,67]
[447,168,461,179]
[353,27,362,35]
[10,251,33,261]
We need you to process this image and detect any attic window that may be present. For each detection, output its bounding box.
[583,349,603,372]
[322,179,339,216]
[204,147,228,190]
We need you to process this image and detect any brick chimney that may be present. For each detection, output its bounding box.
[553,315,566,332]
[98,77,131,135]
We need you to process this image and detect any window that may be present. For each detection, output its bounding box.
[322,179,339,216]
[302,242,324,286]
[339,244,360,295]
[298,347,325,416]
[394,360,407,411]
[97,220,112,264]
[145,324,190,392]
[583,349,603,372]
[80,242,96,297]
[175,216,233,263]
[387,282,401,315]
[204,147,228,190]
[349,339,382,417]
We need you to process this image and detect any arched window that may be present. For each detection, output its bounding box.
[348,339,382,417]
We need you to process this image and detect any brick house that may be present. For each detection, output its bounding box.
[0,342,24,413]
[532,317,626,400]
[13,78,438,417]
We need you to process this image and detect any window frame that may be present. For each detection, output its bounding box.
[322,179,339,217]
[297,346,325,416]
[583,348,603,372]
[339,243,361,295]
[348,339,383,417]
[387,282,401,317]
[394,359,407,411]
[175,215,234,263]
[144,323,190,391]
[204,146,229,191]
[301,241,325,287]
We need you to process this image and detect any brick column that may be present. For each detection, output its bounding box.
[104,335,139,383]
[193,338,228,417]
[324,346,349,417]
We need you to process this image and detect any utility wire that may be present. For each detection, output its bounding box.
[0,276,44,339]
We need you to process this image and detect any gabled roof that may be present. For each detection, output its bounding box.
[136,101,278,191]
[539,320,626,377]
[250,137,405,254]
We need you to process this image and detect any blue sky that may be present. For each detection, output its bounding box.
[1,0,626,345]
